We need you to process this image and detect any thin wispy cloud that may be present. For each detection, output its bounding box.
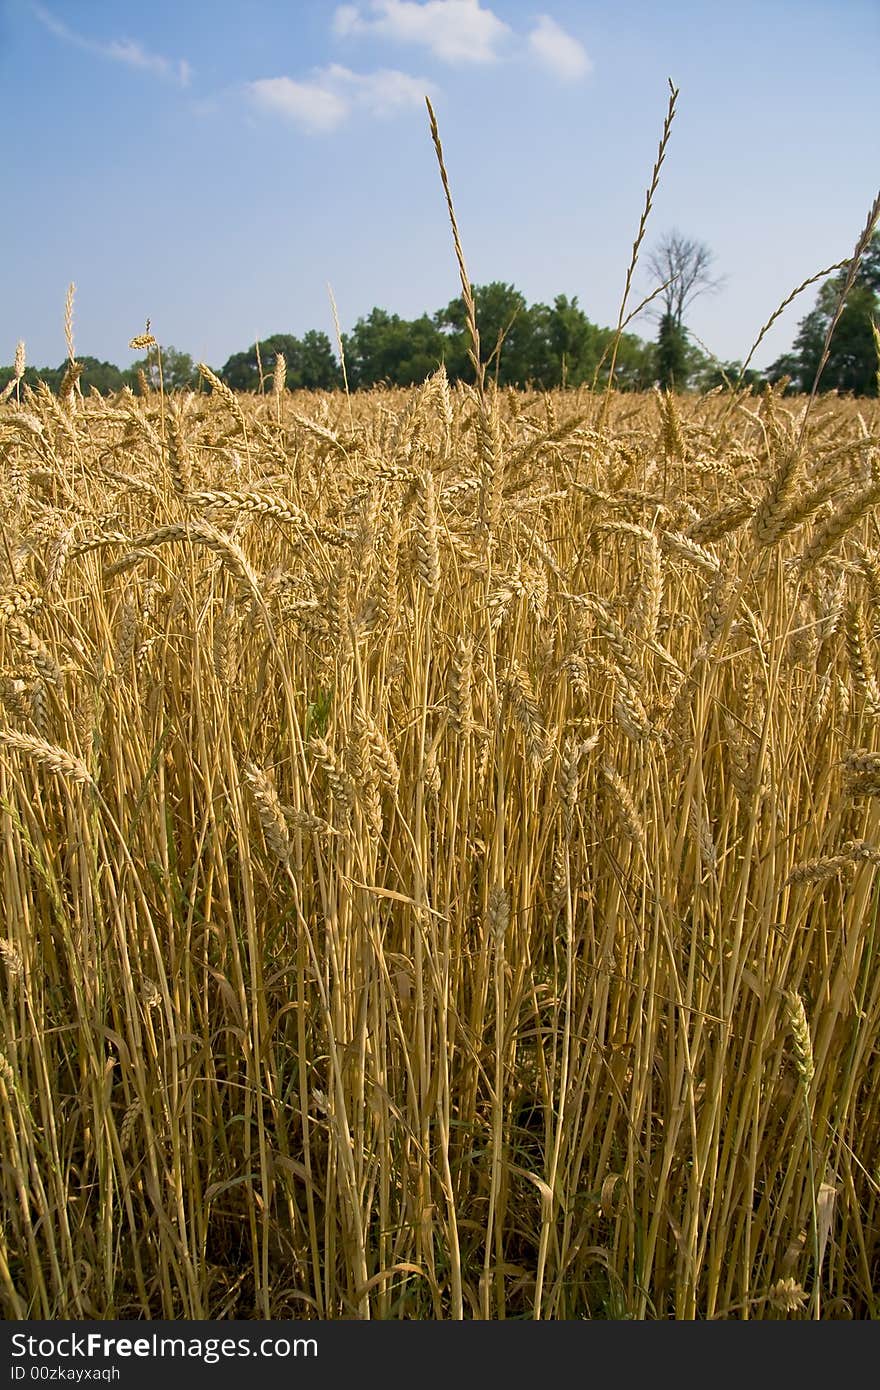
[528,15,591,82]
[333,0,511,66]
[32,4,192,87]
[247,64,432,134]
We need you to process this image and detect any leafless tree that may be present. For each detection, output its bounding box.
[646,231,723,326]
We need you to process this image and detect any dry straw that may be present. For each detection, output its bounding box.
[2,84,880,1327]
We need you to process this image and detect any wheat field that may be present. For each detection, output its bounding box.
[1,362,880,1321]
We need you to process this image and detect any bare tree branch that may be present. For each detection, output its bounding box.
[646,230,724,325]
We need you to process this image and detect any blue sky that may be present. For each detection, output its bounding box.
[2,0,877,374]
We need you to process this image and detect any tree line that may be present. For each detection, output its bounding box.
[0,345,202,399]
[766,235,880,396]
[3,234,878,398]
[219,285,670,394]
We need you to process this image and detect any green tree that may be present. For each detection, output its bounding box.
[0,357,130,396]
[654,313,688,390]
[601,329,657,390]
[77,356,128,393]
[435,283,655,390]
[220,333,341,392]
[160,347,198,391]
[768,236,880,396]
[296,330,342,390]
[221,335,299,392]
[128,345,198,393]
[435,282,538,385]
[0,364,62,394]
[542,294,605,386]
[342,310,446,388]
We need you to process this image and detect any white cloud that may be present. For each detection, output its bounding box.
[248,76,349,133]
[333,0,510,65]
[32,4,191,87]
[334,64,431,115]
[528,15,591,81]
[334,5,363,36]
[247,65,432,134]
